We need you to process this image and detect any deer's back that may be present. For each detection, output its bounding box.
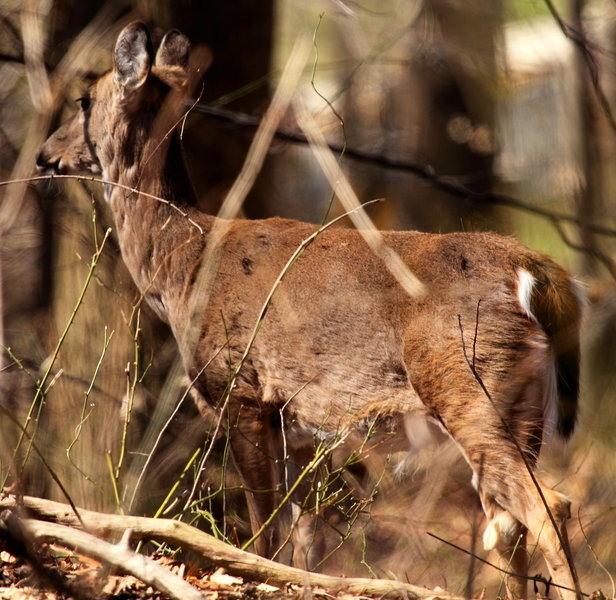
[172,218,554,432]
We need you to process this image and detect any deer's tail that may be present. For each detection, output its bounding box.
[518,258,583,439]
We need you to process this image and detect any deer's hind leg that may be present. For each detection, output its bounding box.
[409,347,578,598]
[284,439,330,570]
[227,400,283,559]
[481,498,529,598]
[476,459,577,600]
[438,385,578,600]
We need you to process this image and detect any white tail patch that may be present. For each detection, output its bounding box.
[542,347,559,443]
[517,268,562,444]
[516,268,536,321]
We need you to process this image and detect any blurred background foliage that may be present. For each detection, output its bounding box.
[1,0,616,596]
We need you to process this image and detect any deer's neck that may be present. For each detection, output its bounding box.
[105,132,212,325]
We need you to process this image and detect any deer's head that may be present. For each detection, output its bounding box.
[36,22,191,181]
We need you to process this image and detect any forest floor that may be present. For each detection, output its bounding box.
[0,548,355,600]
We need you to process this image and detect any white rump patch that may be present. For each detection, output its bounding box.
[516,268,536,321]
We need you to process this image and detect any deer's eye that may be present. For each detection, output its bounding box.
[76,96,91,111]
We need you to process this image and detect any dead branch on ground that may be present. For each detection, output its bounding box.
[0,494,460,600]
[1,510,202,600]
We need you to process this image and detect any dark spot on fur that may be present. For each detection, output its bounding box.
[461,256,469,272]
[242,257,254,275]
[270,410,282,429]
[380,361,408,385]
[391,362,408,383]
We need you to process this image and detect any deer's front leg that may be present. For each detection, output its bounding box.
[227,401,282,558]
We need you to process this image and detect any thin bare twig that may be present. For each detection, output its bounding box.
[192,101,616,243]
[576,507,615,599]
[552,218,616,279]
[0,405,84,528]
[129,348,224,513]
[0,175,205,234]
[543,0,616,134]
[427,531,586,597]
[5,225,110,505]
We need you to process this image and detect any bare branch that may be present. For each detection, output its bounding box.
[191,102,616,242]
[543,0,616,133]
[2,514,205,600]
[1,494,464,600]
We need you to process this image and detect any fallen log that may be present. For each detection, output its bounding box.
[1,494,458,599]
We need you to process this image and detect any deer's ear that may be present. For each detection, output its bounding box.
[155,29,190,69]
[114,21,153,93]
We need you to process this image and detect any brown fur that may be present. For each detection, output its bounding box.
[37,22,583,599]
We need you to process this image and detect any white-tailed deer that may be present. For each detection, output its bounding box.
[37,22,583,599]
